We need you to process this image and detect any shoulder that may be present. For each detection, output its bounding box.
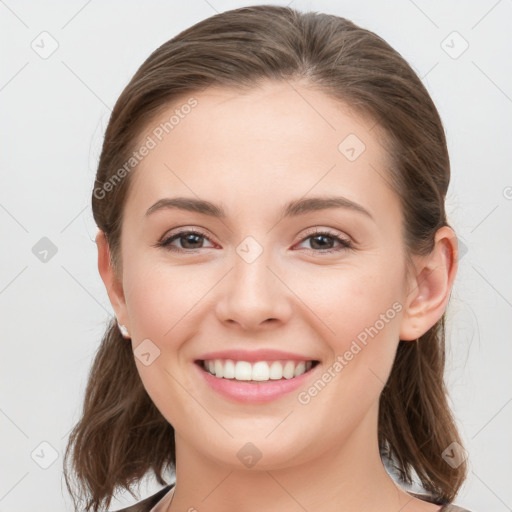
[440,505,474,512]
[407,491,474,512]
[112,485,174,512]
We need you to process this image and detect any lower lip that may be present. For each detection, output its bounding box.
[194,361,319,404]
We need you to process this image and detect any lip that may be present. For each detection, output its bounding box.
[195,349,316,362]
[194,358,321,404]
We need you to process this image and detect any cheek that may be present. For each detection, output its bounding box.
[124,279,173,342]
[287,261,405,398]
[289,261,404,343]
[123,257,206,343]
[122,260,205,422]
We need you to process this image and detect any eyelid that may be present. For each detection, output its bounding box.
[293,227,354,253]
[158,226,211,243]
[155,226,217,251]
[155,226,354,254]
[296,226,352,244]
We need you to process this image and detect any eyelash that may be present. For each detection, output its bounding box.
[155,228,354,255]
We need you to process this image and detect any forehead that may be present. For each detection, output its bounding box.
[127,80,395,217]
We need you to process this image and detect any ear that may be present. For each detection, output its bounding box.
[399,226,459,341]
[96,230,130,333]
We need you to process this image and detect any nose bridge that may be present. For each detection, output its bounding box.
[215,238,291,329]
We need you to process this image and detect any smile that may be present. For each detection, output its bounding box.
[199,359,319,382]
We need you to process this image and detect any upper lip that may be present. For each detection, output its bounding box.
[196,349,318,362]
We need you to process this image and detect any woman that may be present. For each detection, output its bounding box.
[64,5,473,512]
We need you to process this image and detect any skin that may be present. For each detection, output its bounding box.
[97,80,458,512]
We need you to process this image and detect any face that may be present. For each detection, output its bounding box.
[105,80,423,469]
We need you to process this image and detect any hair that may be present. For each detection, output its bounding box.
[64,5,467,511]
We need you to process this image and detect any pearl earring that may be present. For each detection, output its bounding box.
[117,321,130,339]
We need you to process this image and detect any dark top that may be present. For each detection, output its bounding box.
[114,484,473,512]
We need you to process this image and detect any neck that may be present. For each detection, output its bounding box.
[167,401,411,512]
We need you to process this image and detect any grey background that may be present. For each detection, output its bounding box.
[1,0,511,511]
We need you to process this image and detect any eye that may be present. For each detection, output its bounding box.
[156,229,216,252]
[295,229,353,254]
[154,228,353,254]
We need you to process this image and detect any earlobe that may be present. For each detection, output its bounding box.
[116,320,131,339]
[96,230,130,331]
[399,226,458,341]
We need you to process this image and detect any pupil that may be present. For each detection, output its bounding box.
[311,234,333,250]
[182,234,202,248]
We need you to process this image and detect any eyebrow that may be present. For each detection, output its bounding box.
[145,195,374,221]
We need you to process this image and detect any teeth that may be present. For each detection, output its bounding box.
[201,359,316,382]
[269,361,283,379]
[235,361,252,381]
[214,360,224,378]
[294,361,306,377]
[282,361,295,379]
[223,359,235,379]
[252,361,269,381]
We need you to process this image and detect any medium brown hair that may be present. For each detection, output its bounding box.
[64,5,467,511]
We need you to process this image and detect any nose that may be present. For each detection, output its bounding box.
[214,248,293,331]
